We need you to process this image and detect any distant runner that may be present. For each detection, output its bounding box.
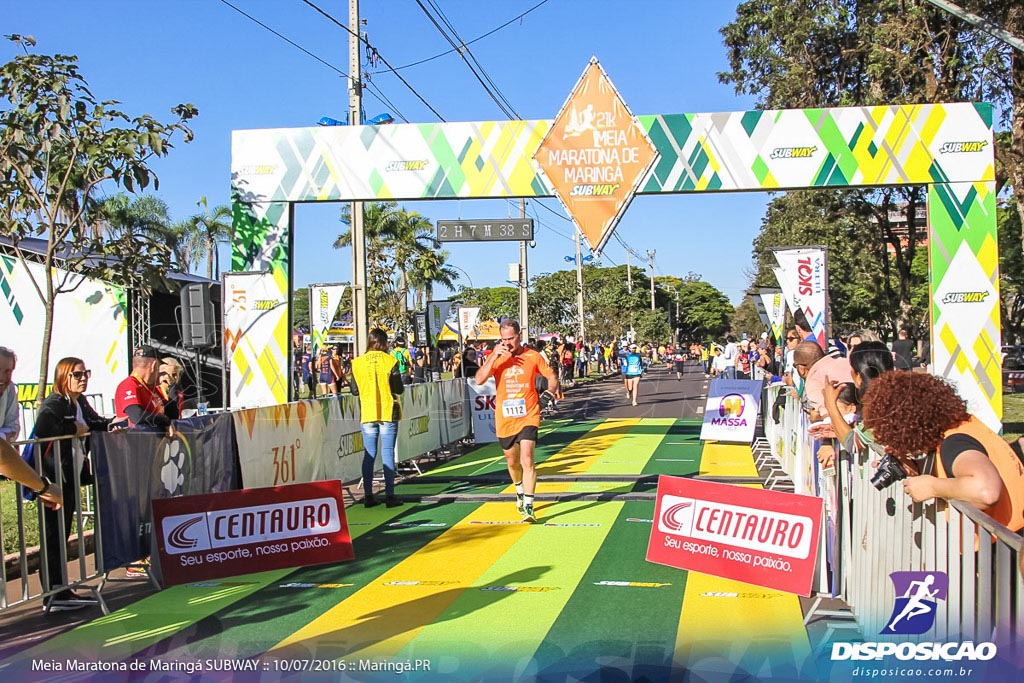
[476,320,560,522]
[624,343,644,406]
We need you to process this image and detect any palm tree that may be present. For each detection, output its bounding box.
[336,202,405,328]
[96,193,171,242]
[410,248,460,310]
[386,209,436,321]
[193,197,233,279]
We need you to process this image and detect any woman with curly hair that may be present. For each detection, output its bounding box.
[860,371,1024,532]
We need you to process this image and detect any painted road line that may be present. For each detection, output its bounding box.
[673,441,811,678]
[3,503,407,667]
[584,418,673,477]
[268,501,533,660]
[394,500,623,677]
[534,500,686,679]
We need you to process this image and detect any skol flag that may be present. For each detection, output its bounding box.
[772,248,828,349]
[309,283,347,353]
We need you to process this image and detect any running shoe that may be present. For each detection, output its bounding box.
[521,503,537,523]
[516,493,525,514]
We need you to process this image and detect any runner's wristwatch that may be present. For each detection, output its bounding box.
[36,476,53,496]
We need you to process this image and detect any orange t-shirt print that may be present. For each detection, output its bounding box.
[490,349,548,438]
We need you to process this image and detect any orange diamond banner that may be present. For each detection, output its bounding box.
[534,58,657,253]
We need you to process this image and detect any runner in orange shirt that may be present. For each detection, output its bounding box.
[475,320,560,522]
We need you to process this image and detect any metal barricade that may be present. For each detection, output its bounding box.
[764,387,1023,653]
[1,432,107,614]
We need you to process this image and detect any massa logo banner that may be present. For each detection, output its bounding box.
[699,379,763,444]
[773,247,828,349]
[646,476,823,596]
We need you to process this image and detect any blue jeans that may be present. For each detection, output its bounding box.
[722,365,736,379]
[361,421,398,496]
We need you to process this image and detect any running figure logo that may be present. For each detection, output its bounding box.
[881,571,948,635]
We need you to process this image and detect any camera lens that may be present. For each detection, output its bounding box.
[870,454,907,490]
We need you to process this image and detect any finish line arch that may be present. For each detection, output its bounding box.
[229,101,999,429]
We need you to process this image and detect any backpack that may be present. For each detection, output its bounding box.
[392,348,409,373]
[562,348,574,366]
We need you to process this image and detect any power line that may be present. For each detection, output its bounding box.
[425,0,521,118]
[215,0,405,120]
[383,0,552,72]
[299,0,447,121]
[414,0,520,120]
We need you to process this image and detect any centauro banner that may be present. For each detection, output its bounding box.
[773,248,828,349]
[309,283,346,354]
[646,475,823,597]
[223,271,289,408]
[0,255,127,418]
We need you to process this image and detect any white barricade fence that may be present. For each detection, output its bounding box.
[2,433,106,613]
[764,386,1023,659]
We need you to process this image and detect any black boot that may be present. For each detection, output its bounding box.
[364,493,380,508]
[385,495,404,508]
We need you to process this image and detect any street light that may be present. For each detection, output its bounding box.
[565,229,594,341]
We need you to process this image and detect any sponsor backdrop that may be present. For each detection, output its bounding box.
[308,283,346,354]
[0,256,127,424]
[929,180,1001,430]
[773,247,828,349]
[153,480,353,586]
[93,414,238,570]
[467,377,498,443]
[699,379,763,443]
[647,475,823,597]
[223,269,290,408]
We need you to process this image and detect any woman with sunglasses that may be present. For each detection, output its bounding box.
[33,357,117,612]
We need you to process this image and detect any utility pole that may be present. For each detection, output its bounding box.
[519,199,529,344]
[349,0,368,356]
[575,228,585,342]
[648,249,656,310]
[626,249,633,293]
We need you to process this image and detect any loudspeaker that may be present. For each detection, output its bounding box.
[180,283,214,348]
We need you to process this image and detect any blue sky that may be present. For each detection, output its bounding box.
[4,0,767,303]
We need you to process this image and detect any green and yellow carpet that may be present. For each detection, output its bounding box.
[1,419,818,681]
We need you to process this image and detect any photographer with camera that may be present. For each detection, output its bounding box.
[860,371,1024,532]
[475,319,561,523]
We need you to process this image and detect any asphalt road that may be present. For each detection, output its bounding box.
[554,360,709,421]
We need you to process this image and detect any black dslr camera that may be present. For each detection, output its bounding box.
[870,454,907,490]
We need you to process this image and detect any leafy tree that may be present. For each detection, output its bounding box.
[0,36,197,399]
[719,1,1023,328]
[731,296,764,340]
[292,286,310,332]
[999,204,1024,343]
[456,285,519,323]
[672,279,734,341]
[632,308,671,345]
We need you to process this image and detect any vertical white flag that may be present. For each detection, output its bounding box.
[758,288,786,346]
[773,248,828,349]
[309,283,347,353]
[459,306,481,343]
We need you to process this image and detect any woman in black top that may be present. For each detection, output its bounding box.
[34,357,114,611]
